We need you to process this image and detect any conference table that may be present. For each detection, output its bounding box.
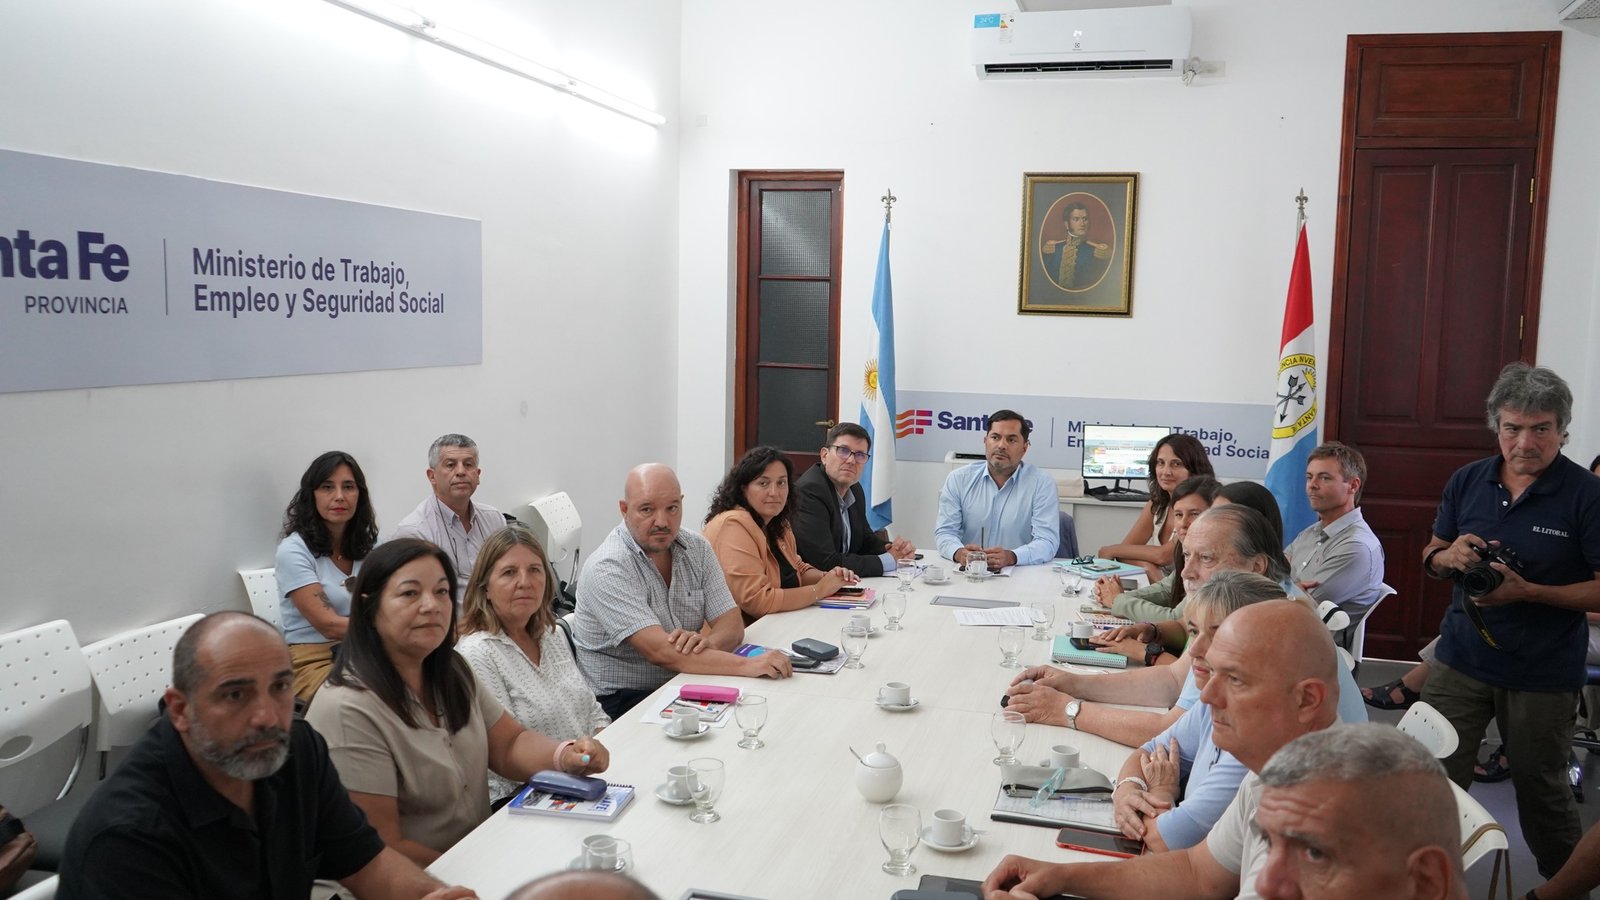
[429,560,1156,899]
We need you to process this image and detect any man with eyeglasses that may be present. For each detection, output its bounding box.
[933,409,1060,569]
[793,423,917,577]
[1419,362,1600,881]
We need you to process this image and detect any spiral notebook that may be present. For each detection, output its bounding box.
[507,781,636,821]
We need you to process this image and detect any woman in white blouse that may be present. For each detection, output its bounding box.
[457,524,610,802]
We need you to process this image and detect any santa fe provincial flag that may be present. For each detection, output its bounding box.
[1265,223,1318,546]
[859,221,896,531]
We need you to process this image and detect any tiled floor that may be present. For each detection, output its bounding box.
[1359,659,1600,899]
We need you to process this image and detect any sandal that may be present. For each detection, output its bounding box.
[1361,677,1421,711]
[1475,748,1512,784]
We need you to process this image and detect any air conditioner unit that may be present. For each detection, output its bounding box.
[972,7,1193,79]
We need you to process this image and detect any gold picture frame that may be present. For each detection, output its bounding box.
[1018,172,1139,316]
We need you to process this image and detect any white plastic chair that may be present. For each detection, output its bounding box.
[1397,701,1460,759]
[0,620,93,817]
[1335,646,1356,672]
[1451,781,1512,899]
[82,613,203,777]
[1346,583,1395,661]
[530,491,583,577]
[11,874,59,900]
[239,567,283,633]
[1315,599,1351,633]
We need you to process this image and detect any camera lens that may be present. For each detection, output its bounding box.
[1460,563,1504,597]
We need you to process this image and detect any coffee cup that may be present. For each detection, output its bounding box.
[665,764,693,800]
[580,834,631,871]
[850,614,872,633]
[877,681,911,706]
[1050,744,1080,769]
[931,808,967,846]
[924,564,947,583]
[670,706,701,736]
[1071,620,1094,640]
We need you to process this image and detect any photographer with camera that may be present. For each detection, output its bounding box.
[1420,362,1600,881]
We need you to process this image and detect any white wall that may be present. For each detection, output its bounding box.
[0,0,682,639]
[676,0,1600,546]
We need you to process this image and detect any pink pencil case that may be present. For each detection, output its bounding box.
[679,684,740,703]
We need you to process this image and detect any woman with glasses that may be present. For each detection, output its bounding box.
[275,450,379,704]
[703,446,859,621]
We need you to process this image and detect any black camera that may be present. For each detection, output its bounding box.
[1456,543,1525,597]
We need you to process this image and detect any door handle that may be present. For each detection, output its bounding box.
[814,419,837,428]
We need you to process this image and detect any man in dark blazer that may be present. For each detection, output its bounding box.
[793,423,916,577]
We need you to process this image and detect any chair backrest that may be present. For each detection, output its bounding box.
[1346,583,1396,661]
[239,568,283,633]
[82,614,203,754]
[0,620,93,816]
[11,874,59,900]
[1451,781,1512,896]
[1315,600,1351,633]
[1054,510,1080,559]
[530,491,583,567]
[1335,646,1356,672]
[1397,701,1460,759]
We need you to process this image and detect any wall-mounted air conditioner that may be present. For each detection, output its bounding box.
[972,6,1193,79]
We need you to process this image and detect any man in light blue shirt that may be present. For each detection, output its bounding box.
[934,409,1060,567]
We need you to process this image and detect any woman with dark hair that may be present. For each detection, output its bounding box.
[306,539,610,865]
[275,450,380,704]
[1098,434,1215,580]
[1213,480,1285,548]
[702,446,858,621]
[457,524,609,803]
[1093,475,1221,622]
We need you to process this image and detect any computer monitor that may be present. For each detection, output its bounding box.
[1080,424,1172,492]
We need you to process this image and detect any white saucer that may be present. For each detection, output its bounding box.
[875,698,920,712]
[923,577,951,586]
[654,783,694,806]
[964,571,994,581]
[568,858,631,872]
[920,825,977,852]
[664,722,711,740]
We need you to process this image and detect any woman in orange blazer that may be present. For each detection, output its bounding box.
[703,446,858,621]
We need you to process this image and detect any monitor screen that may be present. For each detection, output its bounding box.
[1080,424,1172,479]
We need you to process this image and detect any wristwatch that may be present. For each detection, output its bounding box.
[1065,699,1083,730]
[1144,641,1165,668]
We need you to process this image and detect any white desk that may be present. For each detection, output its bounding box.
[429,563,1151,899]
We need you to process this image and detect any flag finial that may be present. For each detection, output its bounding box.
[1294,188,1308,227]
[881,189,897,224]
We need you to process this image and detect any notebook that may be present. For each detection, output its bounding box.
[1051,635,1128,669]
[990,785,1118,833]
[1055,558,1146,580]
[507,781,636,821]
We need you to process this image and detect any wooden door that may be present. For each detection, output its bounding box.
[734,173,844,476]
[1326,33,1560,660]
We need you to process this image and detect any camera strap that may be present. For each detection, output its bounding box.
[1460,595,1502,650]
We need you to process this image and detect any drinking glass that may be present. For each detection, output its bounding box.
[965,549,989,581]
[991,710,1026,766]
[1028,602,1056,641]
[735,694,768,750]
[879,803,921,876]
[841,624,868,669]
[895,562,917,592]
[687,757,724,823]
[882,591,907,631]
[1057,567,1083,597]
[998,626,1026,668]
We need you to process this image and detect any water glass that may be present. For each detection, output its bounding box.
[879,803,921,876]
[1057,567,1083,596]
[991,710,1026,766]
[882,591,907,631]
[998,626,1026,668]
[893,562,916,593]
[735,693,768,750]
[1028,602,1056,641]
[841,624,868,669]
[965,549,989,581]
[687,757,725,823]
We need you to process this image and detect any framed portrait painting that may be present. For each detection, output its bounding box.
[1018,173,1138,316]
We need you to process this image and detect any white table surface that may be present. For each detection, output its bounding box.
[428,561,1154,900]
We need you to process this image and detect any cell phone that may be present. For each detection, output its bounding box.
[1069,637,1097,651]
[1055,826,1143,858]
[790,655,820,669]
[915,876,1085,900]
[833,586,866,596]
[914,552,925,560]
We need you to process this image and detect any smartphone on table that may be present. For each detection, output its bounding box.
[1056,826,1143,858]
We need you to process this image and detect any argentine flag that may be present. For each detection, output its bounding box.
[1265,223,1318,546]
[859,221,896,531]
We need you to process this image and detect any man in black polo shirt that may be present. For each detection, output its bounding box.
[793,422,915,577]
[1421,362,1600,880]
[59,612,474,900]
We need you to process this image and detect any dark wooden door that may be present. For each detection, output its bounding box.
[734,173,844,477]
[1326,33,1560,661]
